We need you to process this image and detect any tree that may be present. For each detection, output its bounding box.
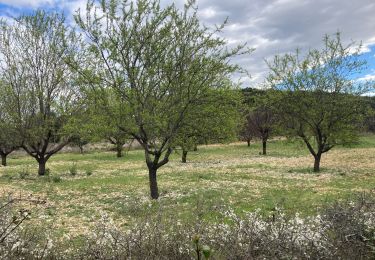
[0,11,80,175]
[239,120,253,147]
[107,132,130,158]
[266,33,372,172]
[95,90,132,158]
[175,86,241,163]
[0,82,20,166]
[70,135,89,154]
[75,0,248,199]
[363,96,375,133]
[0,109,19,167]
[0,127,20,167]
[68,88,132,158]
[246,108,275,155]
[239,88,273,148]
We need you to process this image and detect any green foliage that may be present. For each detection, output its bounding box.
[174,86,242,156]
[362,96,375,133]
[0,10,81,174]
[70,135,89,153]
[0,82,21,160]
[266,32,373,170]
[65,88,132,157]
[193,234,212,260]
[73,0,249,198]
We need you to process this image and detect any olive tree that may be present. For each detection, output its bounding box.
[75,0,248,199]
[266,33,371,172]
[0,11,80,175]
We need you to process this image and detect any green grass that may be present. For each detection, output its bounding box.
[1,135,375,237]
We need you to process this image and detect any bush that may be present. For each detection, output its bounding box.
[77,195,375,259]
[321,195,375,258]
[1,195,375,259]
[0,197,55,259]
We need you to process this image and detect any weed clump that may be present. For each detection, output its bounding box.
[52,176,62,183]
[69,163,77,176]
[19,168,30,179]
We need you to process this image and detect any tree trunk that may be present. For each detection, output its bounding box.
[1,154,7,167]
[247,139,251,147]
[262,140,267,155]
[181,150,188,163]
[116,143,123,158]
[38,159,47,176]
[313,154,321,172]
[148,167,159,199]
[193,145,198,151]
[79,145,84,154]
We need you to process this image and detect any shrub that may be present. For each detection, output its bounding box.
[77,195,375,259]
[0,197,55,259]
[1,195,375,259]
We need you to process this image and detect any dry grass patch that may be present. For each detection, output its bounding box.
[1,137,375,238]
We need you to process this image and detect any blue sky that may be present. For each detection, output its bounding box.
[1,0,375,86]
[358,47,375,82]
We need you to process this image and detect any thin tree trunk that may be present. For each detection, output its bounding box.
[181,150,188,163]
[116,143,123,158]
[247,139,251,147]
[148,166,159,199]
[38,158,47,176]
[193,145,198,151]
[1,154,7,167]
[262,140,267,155]
[313,153,321,172]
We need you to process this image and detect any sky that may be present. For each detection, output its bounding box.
[1,0,375,87]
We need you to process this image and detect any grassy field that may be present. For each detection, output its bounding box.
[1,135,375,238]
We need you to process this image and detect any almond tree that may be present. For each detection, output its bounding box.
[246,108,275,155]
[0,82,19,166]
[0,11,80,175]
[75,0,248,199]
[0,128,20,167]
[175,87,241,163]
[67,88,132,158]
[266,33,372,172]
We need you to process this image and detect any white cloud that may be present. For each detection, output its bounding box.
[0,0,56,8]
[200,7,217,19]
[1,0,375,86]
[357,73,375,82]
